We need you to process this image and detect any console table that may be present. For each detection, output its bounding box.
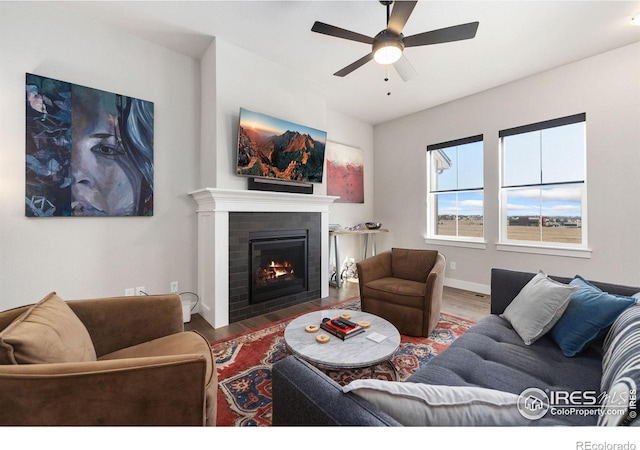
[329,228,389,288]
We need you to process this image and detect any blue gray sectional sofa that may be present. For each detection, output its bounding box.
[272,268,640,426]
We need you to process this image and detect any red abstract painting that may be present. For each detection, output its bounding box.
[326,142,364,203]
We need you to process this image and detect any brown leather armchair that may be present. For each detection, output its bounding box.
[0,294,216,426]
[356,248,446,337]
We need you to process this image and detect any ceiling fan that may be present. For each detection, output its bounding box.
[311,0,479,81]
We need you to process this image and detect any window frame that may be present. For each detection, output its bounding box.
[426,134,486,248]
[497,113,591,257]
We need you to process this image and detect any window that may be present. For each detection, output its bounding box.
[500,113,586,248]
[427,135,483,241]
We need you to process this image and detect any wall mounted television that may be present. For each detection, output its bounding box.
[236,108,327,183]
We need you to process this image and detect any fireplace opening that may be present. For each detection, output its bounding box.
[249,229,308,304]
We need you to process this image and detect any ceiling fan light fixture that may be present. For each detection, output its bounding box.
[373,31,404,65]
[374,42,403,64]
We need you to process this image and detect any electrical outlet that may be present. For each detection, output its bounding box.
[124,288,135,296]
[135,286,146,296]
[450,262,457,270]
[170,281,179,294]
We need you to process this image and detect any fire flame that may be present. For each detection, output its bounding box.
[268,260,294,278]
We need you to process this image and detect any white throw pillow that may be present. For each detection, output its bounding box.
[343,379,528,426]
[500,271,577,345]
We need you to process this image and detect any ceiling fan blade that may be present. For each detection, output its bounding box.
[403,21,479,47]
[334,53,374,77]
[387,0,418,35]
[312,21,374,45]
[393,54,418,81]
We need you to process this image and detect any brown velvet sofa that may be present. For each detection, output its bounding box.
[356,248,445,337]
[0,293,216,426]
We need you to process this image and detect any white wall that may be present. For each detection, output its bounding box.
[326,109,376,269]
[373,42,640,292]
[199,38,376,272]
[0,4,376,312]
[0,3,201,308]
[213,38,328,192]
[14,1,616,309]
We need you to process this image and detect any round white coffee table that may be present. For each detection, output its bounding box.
[284,309,401,370]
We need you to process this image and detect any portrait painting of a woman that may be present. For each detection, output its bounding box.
[25,73,154,217]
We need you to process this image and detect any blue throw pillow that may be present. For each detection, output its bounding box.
[550,275,637,357]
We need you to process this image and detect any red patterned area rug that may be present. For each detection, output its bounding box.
[210,297,475,426]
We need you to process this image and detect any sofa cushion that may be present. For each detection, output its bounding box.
[343,378,528,426]
[599,305,640,426]
[0,292,96,364]
[408,314,601,425]
[500,270,577,345]
[361,277,425,308]
[391,248,436,283]
[99,330,215,388]
[550,275,637,357]
[272,356,401,426]
[100,330,217,426]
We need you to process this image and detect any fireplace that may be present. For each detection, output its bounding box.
[249,230,308,304]
[228,211,322,323]
[189,188,337,329]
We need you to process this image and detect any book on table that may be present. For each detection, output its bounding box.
[319,316,365,340]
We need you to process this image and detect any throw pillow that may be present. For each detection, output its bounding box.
[343,379,529,426]
[0,292,96,364]
[550,275,637,357]
[500,270,577,345]
[598,305,640,426]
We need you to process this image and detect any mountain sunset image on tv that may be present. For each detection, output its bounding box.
[236,108,327,183]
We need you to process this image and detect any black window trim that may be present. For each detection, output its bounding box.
[427,134,483,151]
[503,180,585,190]
[499,113,585,138]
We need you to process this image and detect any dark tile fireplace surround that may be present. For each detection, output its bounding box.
[228,212,321,323]
[189,188,335,329]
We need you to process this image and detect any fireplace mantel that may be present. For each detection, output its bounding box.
[189,188,337,328]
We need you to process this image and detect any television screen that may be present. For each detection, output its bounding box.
[236,108,326,183]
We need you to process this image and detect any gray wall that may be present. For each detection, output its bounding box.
[373,42,640,292]
[0,2,375,310]
[0,2,201,307]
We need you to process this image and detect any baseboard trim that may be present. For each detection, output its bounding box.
[444,277,491,296]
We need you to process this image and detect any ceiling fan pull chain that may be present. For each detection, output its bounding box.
[385,66,391,96]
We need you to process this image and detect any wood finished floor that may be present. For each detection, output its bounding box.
[185,282,491,342]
